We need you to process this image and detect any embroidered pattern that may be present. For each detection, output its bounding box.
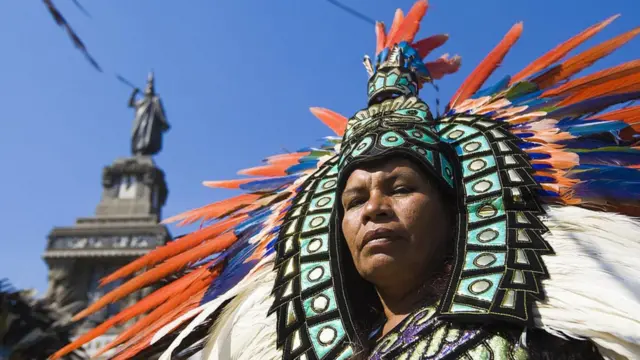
[268,156,355,360]
[368,303,528,359]
[338,97,551,325]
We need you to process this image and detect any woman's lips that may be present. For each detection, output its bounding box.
[362,227,404,248]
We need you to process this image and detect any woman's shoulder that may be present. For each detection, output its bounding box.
[369,317,603,360]
[462,325,603,360]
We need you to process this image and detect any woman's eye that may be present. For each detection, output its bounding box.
[393,186,412,194]
[346,198,365,209]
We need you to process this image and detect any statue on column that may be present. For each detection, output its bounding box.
[128,72,171,156]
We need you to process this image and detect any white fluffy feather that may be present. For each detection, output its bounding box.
[198,206,640,359]
[535,206,640,359]
[202,263,280,360]
[158,257,276,360]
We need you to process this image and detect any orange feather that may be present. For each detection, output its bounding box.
[237,152,310,176]
[50,266,210,359]
[108,296,200,360]
[530,149,579,170]
[51,322,112,359]
[73,232,235,321]
[590,105,640,131]
[94,271,214,358]
[375,22,387,55]
[162,193,261,226]
[557,72,640,107]
[542,59,640,97]
[309,107,348,136]
[426,55,462,80]
[245,232,278,263]
[264,152,311,165]
[534,26,640,90]
[237,164,291,177]
[449,23,523,109]
[511,15,619,84]
[203,178,268,189]
[386,0,428,47]
[100,215,247,286]
[384,9,404,48]
[412,34,449,59]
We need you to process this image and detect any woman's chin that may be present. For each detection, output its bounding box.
[360,253,404,280]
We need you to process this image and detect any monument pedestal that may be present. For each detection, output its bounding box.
[42,156,171,359]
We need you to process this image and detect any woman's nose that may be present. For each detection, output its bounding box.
[362,191,392,223]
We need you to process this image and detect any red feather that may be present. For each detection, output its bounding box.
[542,59,640,97]
[384,9,404,48]
[203,178,268,189]
[449,23,523,108]
[511,15,619,84]
[412,34,449,59]
[534,26,640,89]
[100,215,247,286]
[49,266,210,359]
[557,73,640,106]
[238,152,309,176]
[590,105,640,131]
[375,22,387,55]
[309,107,348,136]
[95,268,216,357]
[162,193,261,226]
[385,0,429,47]
[72,232,236,321]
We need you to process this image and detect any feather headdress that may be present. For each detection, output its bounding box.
[52,2,640,359]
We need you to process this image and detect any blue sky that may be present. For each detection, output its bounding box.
[0,0,637,294]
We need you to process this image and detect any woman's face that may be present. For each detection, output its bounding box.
[341,158,452,289]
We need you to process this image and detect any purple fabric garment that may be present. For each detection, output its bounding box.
[368,305,482,360]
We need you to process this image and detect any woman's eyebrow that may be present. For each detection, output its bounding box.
[342,187,366,200]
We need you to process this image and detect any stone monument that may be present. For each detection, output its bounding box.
[42,72,172,359]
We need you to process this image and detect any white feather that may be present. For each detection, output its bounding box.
[158,256,274,360]
[536,206,640,359]
[202,263,280,360]
[150,305,205,345]
[192,206,640,360]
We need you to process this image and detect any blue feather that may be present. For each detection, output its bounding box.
[399,42,430,77]
[555,117,630,135]
[534,175,556,183]
[377,48,390,67]
[473,75,511,98]
[239,175,299,192]
[537,188,560,197]
[574,149,640,167]
[270,225,282,235]
[558,138,621,149]
[516,132,535,139]
[200,224,262,304]
[547,92,640,119]
[532,163,553,170]
[530,64,561,81]
[234,208,272,235]
[516,97,557,112]
[298,156,321,164]
[265,236,278,255]
[509,89,545,105]
[567,165,640,181]
[286,160,319,174]
[574,180,640,200]
[528,152,551,160]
